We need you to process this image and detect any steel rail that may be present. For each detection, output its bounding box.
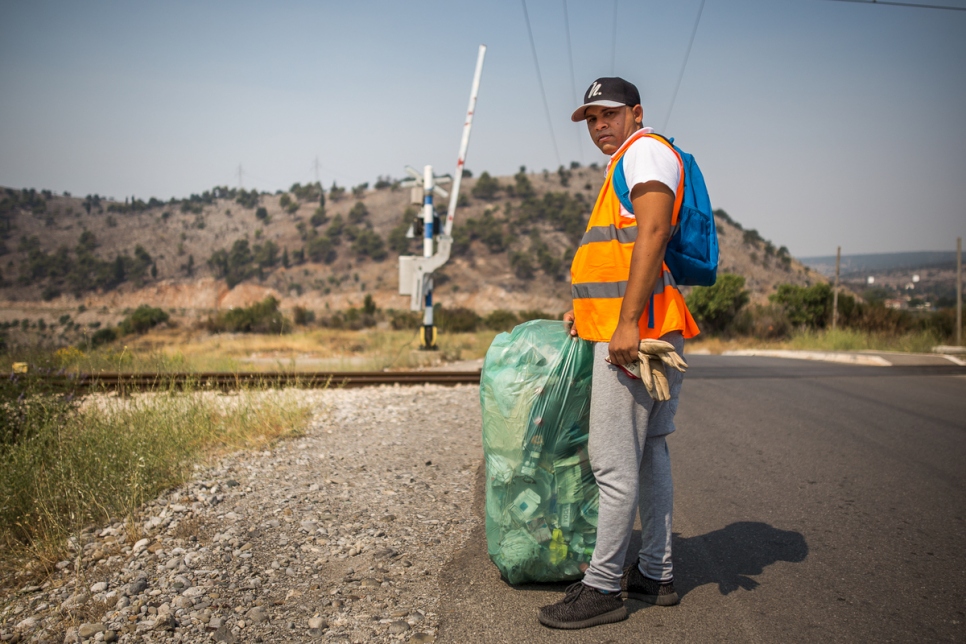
[4,370,482,393]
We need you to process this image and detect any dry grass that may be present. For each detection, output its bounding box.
[37,326,499,373]
[686,328,944,354]
[0,381,313,589]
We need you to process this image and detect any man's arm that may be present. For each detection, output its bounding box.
[607,181,674,366]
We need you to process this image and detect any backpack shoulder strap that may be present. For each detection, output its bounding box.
[611,132,685,223]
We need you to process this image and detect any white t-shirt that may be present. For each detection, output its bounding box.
[607,127,680,219]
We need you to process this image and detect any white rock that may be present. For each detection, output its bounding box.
[16,616,38,630]
[182,586,207,598]
[132,538,151,553]
[90,581,108,593]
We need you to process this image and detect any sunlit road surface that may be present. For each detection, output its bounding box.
[439,356,966,643]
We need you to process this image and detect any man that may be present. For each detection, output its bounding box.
[538,77,700,630]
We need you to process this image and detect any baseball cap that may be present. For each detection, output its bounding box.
[571,77,641,122]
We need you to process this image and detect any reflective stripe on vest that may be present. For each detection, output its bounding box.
[571,269,677,300]
[570,130,700,342]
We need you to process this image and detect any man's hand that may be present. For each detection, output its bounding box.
[608,319,640,366]
[563,310,577,337]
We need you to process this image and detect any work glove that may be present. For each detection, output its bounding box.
[608,339,687,402]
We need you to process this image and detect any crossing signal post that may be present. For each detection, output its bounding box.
[398,45,486,350]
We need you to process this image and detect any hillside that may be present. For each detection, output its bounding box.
[0,170,823,340]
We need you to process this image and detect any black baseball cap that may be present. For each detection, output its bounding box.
[571,77,641,122]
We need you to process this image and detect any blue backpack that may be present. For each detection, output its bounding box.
[612,133,718,286]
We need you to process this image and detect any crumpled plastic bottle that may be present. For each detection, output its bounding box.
[481,320,599,584]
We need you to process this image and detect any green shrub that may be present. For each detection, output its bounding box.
[509,251,535,280]
[319,307,376,331]
[513,191,588,244]
[463,209,507,253]
[434,305,480,332]
[208,240,255,288]
[471,171,501,201]
[509,167,535,199]
[326,215,345,242]
[89,327,118,347]
[348,201,369,223]
[686,273,750,335]
[235,189,260,209]
[119,305,170,335]
[310,207,327,227]
[329,182,345,202]
[207,297,291,334]
[388,223,411,255]
[255,207,269,222]
[770,283,832,329]
[290,181,323,202]
[292,306,316,326]
[351,228,387,261]
[484,309,519,331]
[731,304,791,339]
[307,235,337,264]
[390,310,421,330]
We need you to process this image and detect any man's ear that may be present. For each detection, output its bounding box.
[632,105,643,126]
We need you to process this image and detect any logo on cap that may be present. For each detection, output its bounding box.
[588,81,602,99]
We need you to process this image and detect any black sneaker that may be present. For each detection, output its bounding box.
[622,563,680,606]
[538,582,628,630]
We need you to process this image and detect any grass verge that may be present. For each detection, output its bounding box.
[687,328,945,354]
[2,327,501,373]
[0,377,313,589]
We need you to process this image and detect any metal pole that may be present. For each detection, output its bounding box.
[957,236,962,346]
[832,245,841,330]
[444,44,487,238]
[421,165,437,349]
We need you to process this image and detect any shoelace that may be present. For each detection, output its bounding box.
[561,581,587,604]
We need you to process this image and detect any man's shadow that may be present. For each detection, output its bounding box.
[508,522,807,600]
[627,521,808,598]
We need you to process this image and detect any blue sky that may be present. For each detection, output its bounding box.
[1,0,964,256]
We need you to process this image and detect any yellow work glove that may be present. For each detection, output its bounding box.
[637,339,687,402]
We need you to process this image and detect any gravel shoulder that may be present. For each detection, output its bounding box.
[0,385,483,644]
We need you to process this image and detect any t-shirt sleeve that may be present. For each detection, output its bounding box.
[622,137,681,199]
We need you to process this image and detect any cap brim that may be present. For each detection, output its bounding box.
[571,100,625,122]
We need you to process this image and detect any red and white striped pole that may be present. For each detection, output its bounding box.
[444,44,486,238]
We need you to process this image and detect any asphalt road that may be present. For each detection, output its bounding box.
[438,356,966,643]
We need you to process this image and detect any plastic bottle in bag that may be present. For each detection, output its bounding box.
[481,320,599,584]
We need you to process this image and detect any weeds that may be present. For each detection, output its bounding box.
[784,328,942,353]
[0,376,312,586]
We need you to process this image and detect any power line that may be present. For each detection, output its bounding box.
[824,0,966,10]
[611,0,619,75]
[663,0,706,133]
[521,0,562,166]
[562,0,583,163]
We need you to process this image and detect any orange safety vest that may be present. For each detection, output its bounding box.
[570,130,701,342]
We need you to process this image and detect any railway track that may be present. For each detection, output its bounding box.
[5,370,482,393]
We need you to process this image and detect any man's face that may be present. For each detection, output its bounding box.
[585,104,643,155]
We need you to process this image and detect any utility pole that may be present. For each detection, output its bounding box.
[237,165,243,190]
[957,237,962,346]
[314,156,320,185]
[832,245,841,330]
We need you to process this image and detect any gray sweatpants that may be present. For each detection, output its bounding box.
[581,333,684,593]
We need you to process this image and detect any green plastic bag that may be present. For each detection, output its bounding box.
[480,319,598,584]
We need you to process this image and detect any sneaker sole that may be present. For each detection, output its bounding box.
[624,590,680,606]
[538,606,628,630]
